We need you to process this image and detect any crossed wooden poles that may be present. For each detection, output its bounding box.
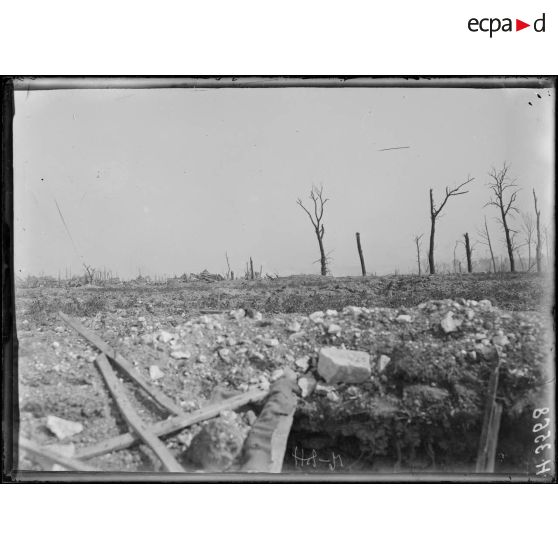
[20,312,269,473]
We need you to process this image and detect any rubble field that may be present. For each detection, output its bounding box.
[14,273,553,475]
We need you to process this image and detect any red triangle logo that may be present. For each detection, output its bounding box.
[516,19,530,31]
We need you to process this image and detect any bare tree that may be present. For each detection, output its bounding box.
[428,177,474,274]
[453,240,461,274]
[83,263,95,284]
[225,252,232,279]
[478,216,497,273]
[543,224,550,266]
[414,234,424,275]
[515,246,526,271]
[520,212,536,271]
[533,190,542,272]
[486,163,520,272]
[297,185,329,276]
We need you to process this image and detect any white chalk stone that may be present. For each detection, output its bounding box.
[317,347,371,384]
[46,416,83,440]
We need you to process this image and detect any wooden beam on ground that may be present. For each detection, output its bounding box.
[476,360,502,473]
[485,402,503,473]
[19,437,100,472]
[75,389,268,460]
[95,354,185,472]
[241,377,299,473]
[59,311,184,416]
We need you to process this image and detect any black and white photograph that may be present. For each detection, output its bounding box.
[3,76,555,481]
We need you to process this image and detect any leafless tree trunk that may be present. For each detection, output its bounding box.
[478,216,497,273]
[543,225,550,265]
[250,257,254,280]
[83,264,95,284]
[520,212,535,271]
[533,190,542,272]
[428,177,473,274]
[464,233,473,273]
[414,234,424,276]
[297,185,329,276]
[225,252,232,279]
[453,240,460,274]
[486,163,520,272]
[355,232,366,276]
[516,248,526,271]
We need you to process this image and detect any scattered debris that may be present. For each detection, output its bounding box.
[286,321,301,333]
[295,356,310,371]
[149,365,165,381]
[170,350,191,360]
[46,415,84,440]
[377,354,391,373]
[309,311,325,323]
[217,348,232,363]
[298,375,317,398]
[328,323,342,335]
[158,331,173,343]
[440,311,462,334]
[190,269,224,283]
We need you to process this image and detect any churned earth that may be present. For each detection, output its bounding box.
[14,273,553,475]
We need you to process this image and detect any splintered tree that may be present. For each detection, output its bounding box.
[521,212,535,271]
[486,163,520,272]
[297,185,329,276]
[478,216,497,273]
[533,190,542,272]
[414,234,424,275]
[463,233,473,273]
[428,177,474,274]
[355,232,366,276]
[83,264,95,284]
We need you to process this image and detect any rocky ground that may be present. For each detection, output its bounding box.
[14,273,553,475]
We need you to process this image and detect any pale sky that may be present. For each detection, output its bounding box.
[13,86,554,279]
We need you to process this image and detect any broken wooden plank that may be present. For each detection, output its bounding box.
[95,354,185,472]
[241,376,299,473]
[476,360,502,473]
[75,388,268,460]
[59,311,183,416]
[485,402,503,473]
[19,437,100,472]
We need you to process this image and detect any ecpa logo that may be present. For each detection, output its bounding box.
[468,13,546,37]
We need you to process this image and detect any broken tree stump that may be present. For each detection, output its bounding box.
[356,232,366,276]
[95,354,185,473]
